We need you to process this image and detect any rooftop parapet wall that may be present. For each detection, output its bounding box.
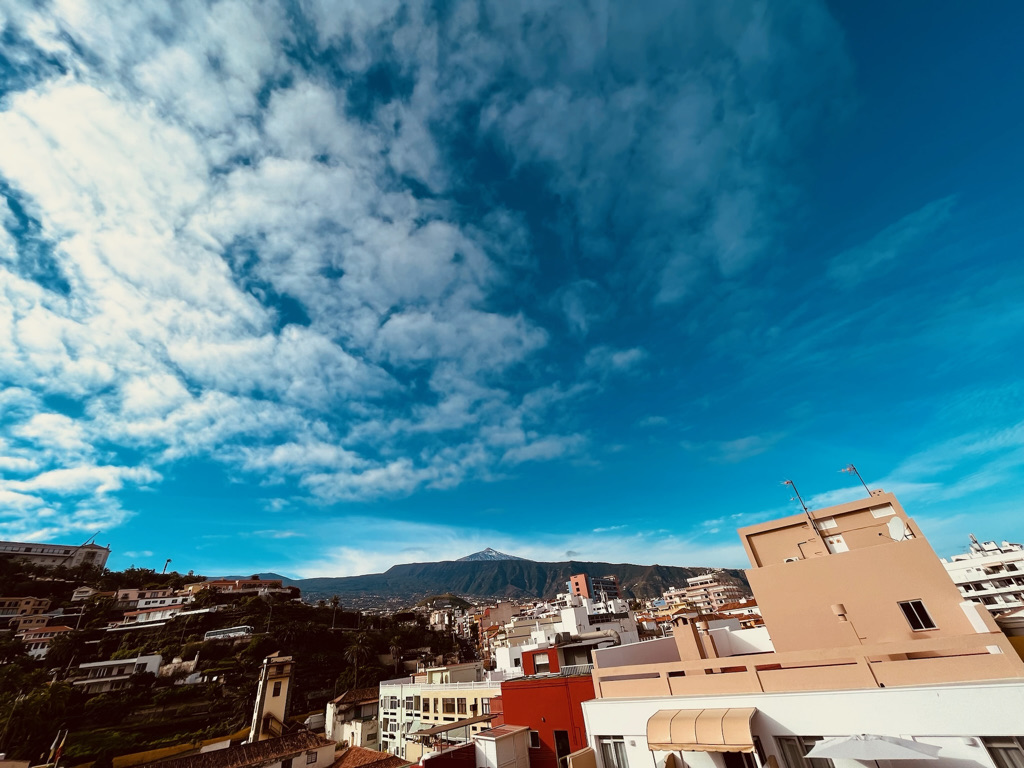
[590,631,1024,699]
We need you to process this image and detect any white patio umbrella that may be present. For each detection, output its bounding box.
[805,735,941,761]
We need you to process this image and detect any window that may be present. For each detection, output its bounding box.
[390,696,399,709]
[481,698,491,715]
[597,737,626,768]
[776,737,833,768]
[283,759,293,768]
[898,600,937,631]
[307,751,318,765]
[458,698,467,715]
[434,698,439,713]
[423,698,430,713]
[984,738,1024,768]
[535,655,550,674]
[272,681,282,697]
[405,696,414,711]
[443,698,456,714]
[530,731,541,749]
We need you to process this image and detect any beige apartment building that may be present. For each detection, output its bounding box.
[683,572,750,614]
[570,490,1024,768]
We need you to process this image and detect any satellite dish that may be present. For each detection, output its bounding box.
[887,517,908,541]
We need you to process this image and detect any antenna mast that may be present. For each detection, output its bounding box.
[841,464,872,496]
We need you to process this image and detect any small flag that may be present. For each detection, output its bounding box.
[55,731,67,763]
[47,731,61,764]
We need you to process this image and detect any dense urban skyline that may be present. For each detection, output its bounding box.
[1,1,1022,578]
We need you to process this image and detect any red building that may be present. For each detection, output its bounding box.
[499,674,595,768]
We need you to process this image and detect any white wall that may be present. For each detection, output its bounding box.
[594,637,680,668]
[582,682,1024,768]
[708,626,773,656]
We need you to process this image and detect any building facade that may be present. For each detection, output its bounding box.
[943,534,1024,615]
[499,674,595,768]
[0,596,50,630]
[379,666,501,762]
[0,540,110,570]
[73,654,162,693]
[568,575,622,602]
[568,490,1024,768]
[682,572,750,614]
[327,687,381,749]
[16,625,73,659]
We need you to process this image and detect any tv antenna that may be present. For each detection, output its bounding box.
[840,464,871,495]
[782,479,809,514]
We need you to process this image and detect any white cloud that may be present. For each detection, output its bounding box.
[584,346,648,375]
[683,433,786,464]
[0,0,850,543]
[828,196,956,287]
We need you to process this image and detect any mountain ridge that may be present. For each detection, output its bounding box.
[293,556,748,603]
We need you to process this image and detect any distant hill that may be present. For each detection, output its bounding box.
[215,572,302,586]
[293,558,748,603]
[457,548,526,562]
[416,593,474,610]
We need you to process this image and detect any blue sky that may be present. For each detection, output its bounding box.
[1,1,1022,578]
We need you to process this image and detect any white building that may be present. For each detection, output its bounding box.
[492,591,640,676]
[943,534,1024,614]
[73,654,162,694]
[327,687,380,749]
[379,664,503,762]
[109,605,185,631]
[683,572,750,614]
[578,682,1024,768]
[16,625,73,659]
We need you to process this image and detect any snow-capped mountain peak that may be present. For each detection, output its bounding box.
[457,547,525,562]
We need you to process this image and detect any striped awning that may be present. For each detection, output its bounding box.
[647,708,757,753]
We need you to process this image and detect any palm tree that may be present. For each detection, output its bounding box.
[344,632,371,689]
[330,596,340,630]
[388,636,402,675]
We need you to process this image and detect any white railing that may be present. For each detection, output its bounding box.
[380,680,500,692]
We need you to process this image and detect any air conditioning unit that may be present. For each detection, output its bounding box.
[783,556,801,563]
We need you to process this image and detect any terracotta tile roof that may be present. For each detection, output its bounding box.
[139,732,333,768]
[330,747,410,768]
[331,687,379,705]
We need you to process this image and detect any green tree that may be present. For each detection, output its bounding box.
[0,634,27,664]
[344,633,372,689]
[46,632,87,677]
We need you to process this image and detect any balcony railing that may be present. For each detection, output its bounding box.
[558,664,595,676]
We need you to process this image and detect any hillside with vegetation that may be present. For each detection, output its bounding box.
[0,558,468,764]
